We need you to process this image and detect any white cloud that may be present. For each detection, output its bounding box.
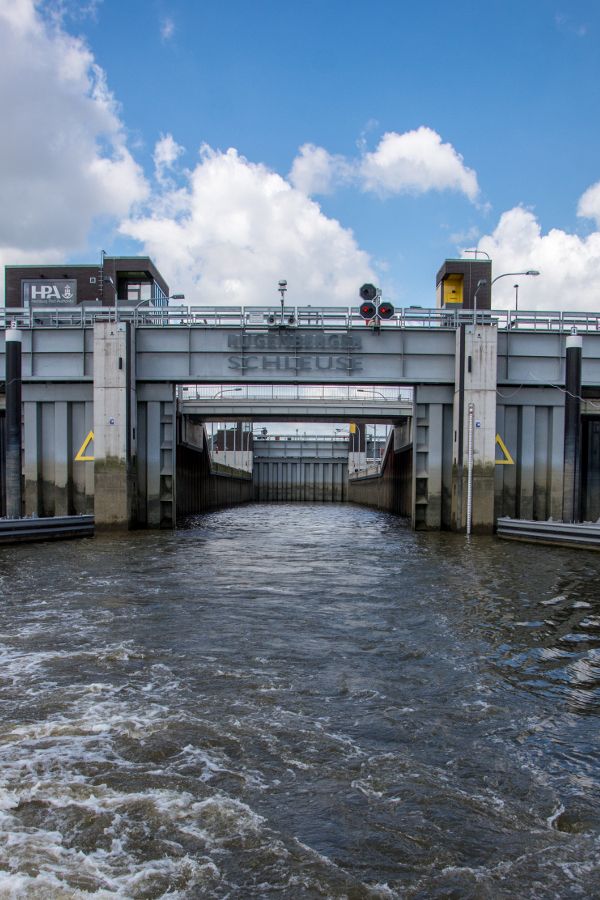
[153,133,185,182]
[121,145,375,306]
[289,143,351,195]
[289,127,479,201]
[0,0,147,282]
[477,205,600,311]
[160,16,175,42]
[577,181,600,227]
[360,127,478,200]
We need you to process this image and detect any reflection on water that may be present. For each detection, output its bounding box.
[0,503,599,897]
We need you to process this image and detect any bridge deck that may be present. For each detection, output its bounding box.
[182,398,412,422]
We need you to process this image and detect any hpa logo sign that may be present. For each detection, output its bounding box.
[22,279,77,306]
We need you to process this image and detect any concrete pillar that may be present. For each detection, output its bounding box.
[5,328,22,519]
[562,333,582,523]
[451,324,498,533]
[348,423,366,473]
[54,401,70,516]
[93,321,136,528]
[23,401,42,515]
[519,405,536,519]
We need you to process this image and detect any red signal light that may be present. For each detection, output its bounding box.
[359,302,377,319]
[378,302,395,320]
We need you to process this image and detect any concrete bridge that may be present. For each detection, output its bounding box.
[180,394,411,423]
[1,304,599,532]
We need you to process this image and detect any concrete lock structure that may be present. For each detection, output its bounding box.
[1,257,599,533]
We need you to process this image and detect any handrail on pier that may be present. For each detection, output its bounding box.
[2,306,600,332]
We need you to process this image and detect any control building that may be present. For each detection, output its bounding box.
[436,257,492,310]
[4,256,169,310]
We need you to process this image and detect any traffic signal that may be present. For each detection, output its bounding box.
[358,284,395,321]
[359,301,377,320]
[359,283,377,303]
[378,302,395,319]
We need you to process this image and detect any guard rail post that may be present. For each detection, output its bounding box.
[5,325,23,518]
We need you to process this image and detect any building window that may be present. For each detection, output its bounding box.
[126,282,152,302]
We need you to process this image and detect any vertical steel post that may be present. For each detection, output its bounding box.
[466,402,474,535]
[562,332,583,523]
[5,327,22,519]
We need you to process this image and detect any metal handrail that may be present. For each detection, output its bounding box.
[180,384,411,401]
[254,434,350,441]
[3,305,600,332]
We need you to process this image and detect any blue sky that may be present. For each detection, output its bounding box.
[2,0,600,310]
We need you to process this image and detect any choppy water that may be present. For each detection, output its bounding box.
[0,504,599,898]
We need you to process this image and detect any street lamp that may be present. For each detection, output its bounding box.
[134,293,185,311]
[462,248,491,259]
[491,270,540,287]
[473,270,540,316]
[473,279,487,315]
[357,388,387,400]
[278,279,287,326]
[491,271,540,317]
[212,387,243,399]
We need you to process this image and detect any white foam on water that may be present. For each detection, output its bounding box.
[547,803,566,828]
[0,632,291,897]
[541,595,567,606]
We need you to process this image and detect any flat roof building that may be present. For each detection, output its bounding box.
[4,256,170,309]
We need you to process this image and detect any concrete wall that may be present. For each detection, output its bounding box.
[136,385,176,528]
[253,438,348,502]
[347,434,412,516]
[495,388,565,521]
[412,386,454,530]
[22,384,94,518]
[176,429,253,518]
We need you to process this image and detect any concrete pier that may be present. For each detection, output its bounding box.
[93,322,136,528]
[5,327,22,519]
[451,324,498,533]
[562,333,582,523]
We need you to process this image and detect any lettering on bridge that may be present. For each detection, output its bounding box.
[227,332,364,374]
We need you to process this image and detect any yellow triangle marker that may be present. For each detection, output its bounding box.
[75,430,95,461]
[495,433,514,465]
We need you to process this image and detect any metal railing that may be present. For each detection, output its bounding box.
[0,514,94,544]
[497,517,600,549]
[180,384,411,402]
[254,433,350,442]
[3,305,600,332]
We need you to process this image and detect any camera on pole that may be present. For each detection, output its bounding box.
[358,284,394,322]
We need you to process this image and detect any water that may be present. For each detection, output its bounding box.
[0,503,599,898]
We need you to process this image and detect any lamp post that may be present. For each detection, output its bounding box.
[357,388,387,400]
[514,283,519,311]
[134,293,185,325]
[473,270,540,317]
[212,387,243,399]
[278,279,287,326]
[473,279,487,317]
[462,248,491,259]
[491,270,539,289]
[134,293,185,310]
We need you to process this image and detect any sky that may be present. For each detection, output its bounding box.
[2,0,600,312]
